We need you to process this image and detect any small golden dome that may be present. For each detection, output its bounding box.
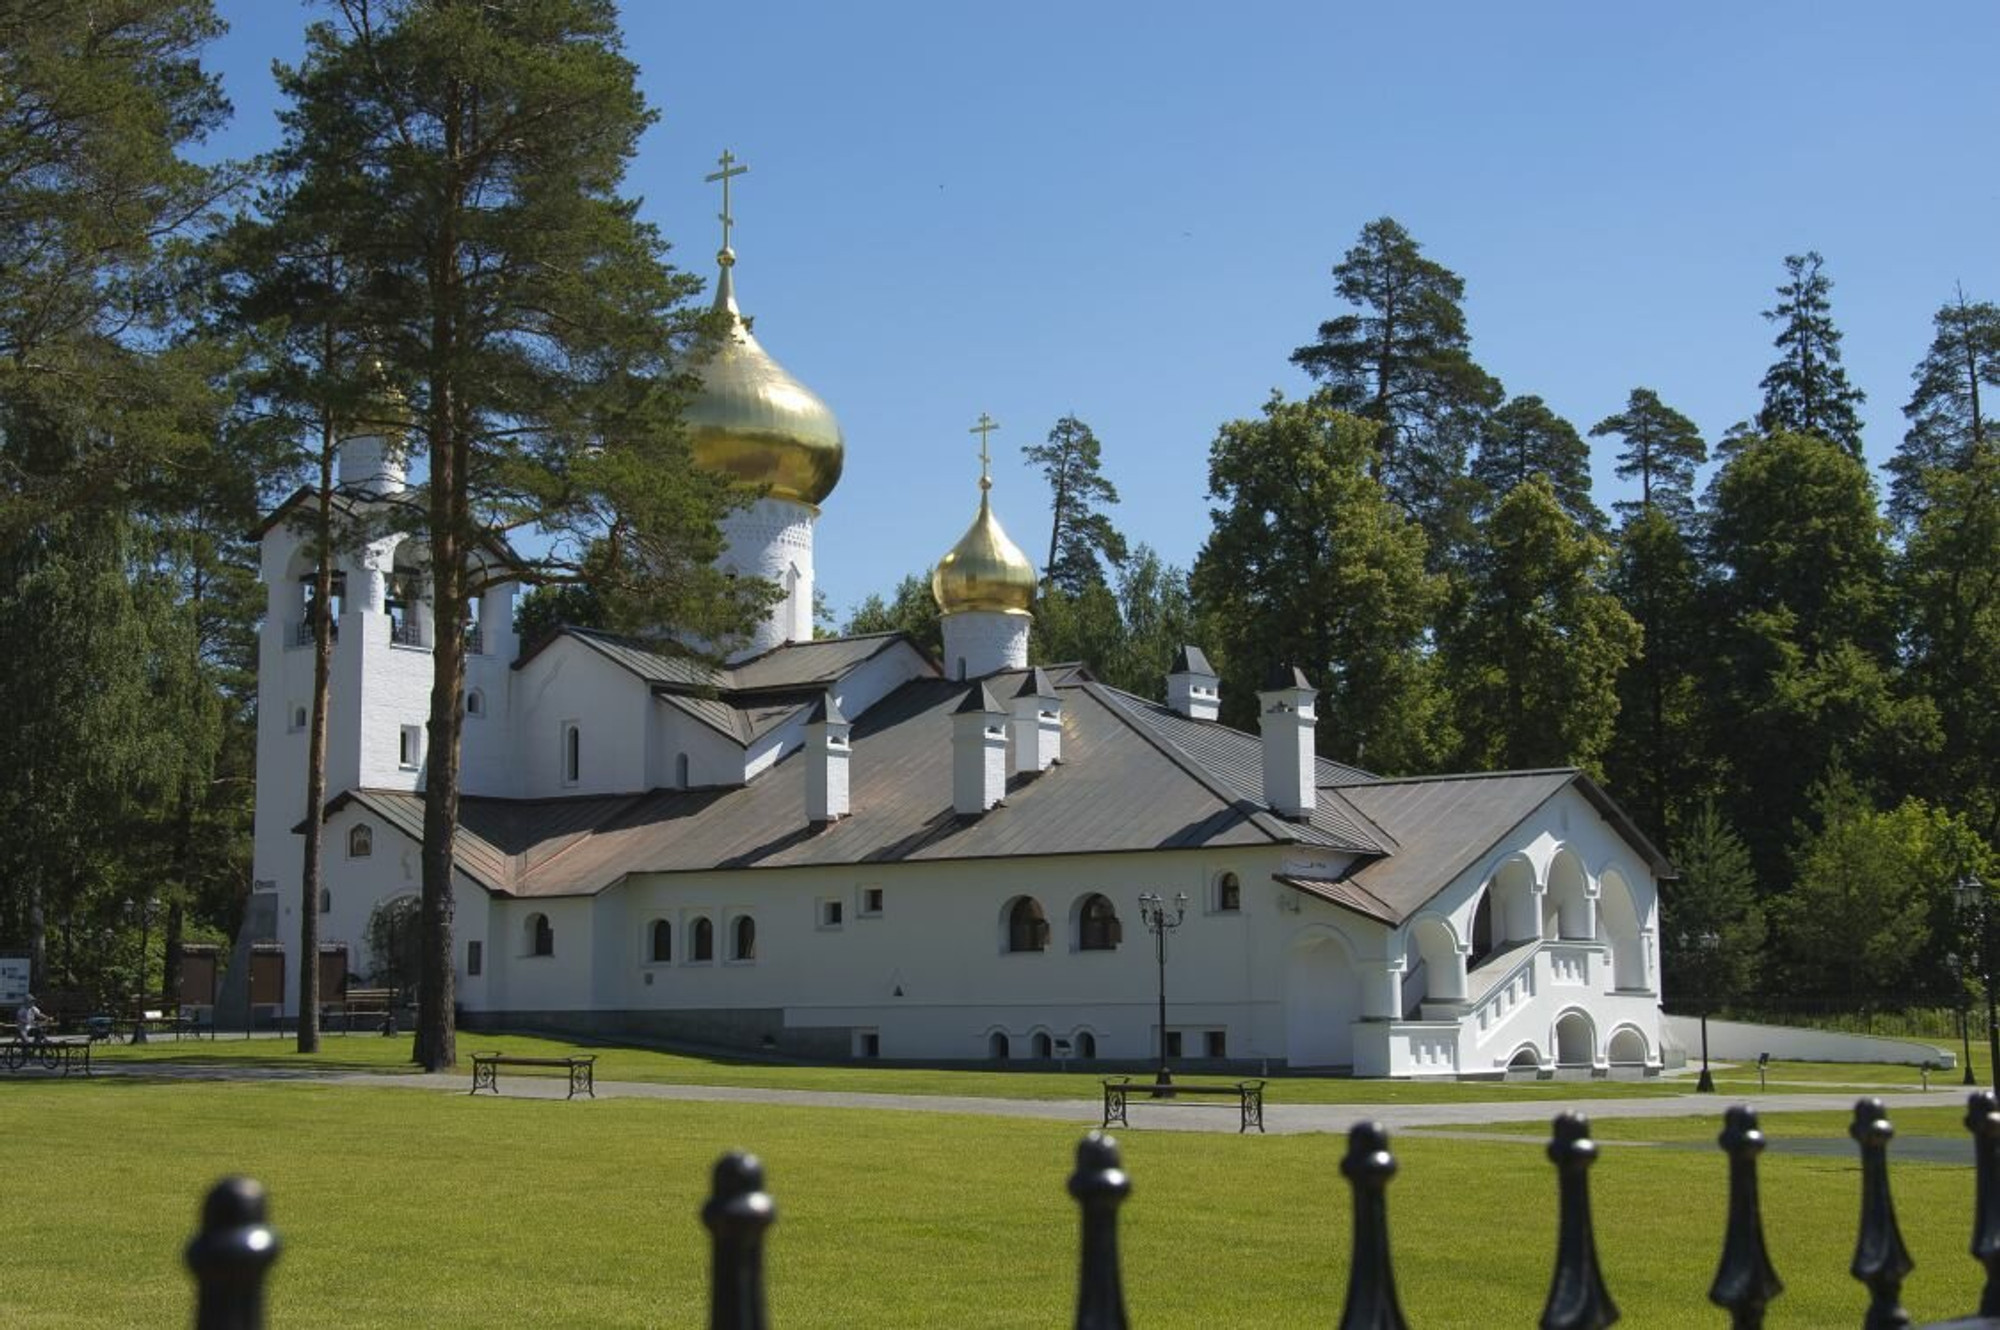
[682,252,844,506]
[932,484,1037,616]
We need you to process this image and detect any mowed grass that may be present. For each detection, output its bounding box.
[0,1077,1985,1328]
[1420,1103,1984,1144]
[95,1030,1911,1103]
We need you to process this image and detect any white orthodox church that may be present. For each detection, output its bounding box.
[241,210,1671,1079]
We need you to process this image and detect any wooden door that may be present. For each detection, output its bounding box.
[249,950,285,1007]
[317,947,348,1003]
[179,952,218,1006]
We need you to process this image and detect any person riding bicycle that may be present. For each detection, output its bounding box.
[13,995,50,1043]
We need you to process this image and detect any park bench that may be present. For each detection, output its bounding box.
[1101,1075,1265,1133]
[2,1033,93,1077]
[326,988,399,1034]
[468,1051,596,1100]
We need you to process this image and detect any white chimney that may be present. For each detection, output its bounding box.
[1010,668,1062,776]
[1166,645,1219,721]
[1258,664,1317,820]
[805,692,850,825]
[952,683,1009,816]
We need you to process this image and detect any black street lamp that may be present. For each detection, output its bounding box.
[1954,874,1998,1091]
[1695,929,1719,1093]
[1949,951,1977,1086]
[1137,891,1188,1095]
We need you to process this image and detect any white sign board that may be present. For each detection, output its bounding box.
[0,956,30,1004]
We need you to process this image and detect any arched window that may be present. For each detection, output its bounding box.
[1075,1031,1097,1059]
[562,723,581,785]
[988,1031,1010,1061]
[318,888,332,915]
[732,916,756,961]
[649,919,671,963]
[691,917,715,962]
[1471,892,1495,965]
[465,689,483,718]
[348,824,373,858]
[675,753,690,787]
[1216,871,1241,912]
[526,913,554,957]
[1006,898,1049,953]
[1078,895,1122,951]
[1031,1031,1053,1059]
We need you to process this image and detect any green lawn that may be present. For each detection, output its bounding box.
[1419,1103,1986,1144]
[95,1030,1917,1103]
[0,1077,1986,1327]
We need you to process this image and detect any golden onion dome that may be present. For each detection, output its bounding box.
[682,250,845,507]
[932,481,1038,616]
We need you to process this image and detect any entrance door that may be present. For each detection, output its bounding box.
[1284,933,1360,1068]
[317,947,349,1004]
[179,950,218,1007]
[249,950,286,1007]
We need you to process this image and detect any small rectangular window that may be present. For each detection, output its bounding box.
[860,886,884,916]
[855,1030,880,1059]
[399,725,422,770]
[1205,1030,1227,1058]
[820,899,843,929]
[467,940,483,977]
[1164,1030,1183,1058]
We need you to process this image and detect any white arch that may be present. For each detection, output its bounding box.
[1071,1029,1100,1059]
[1606,1024,1650,1065]
[1546,847,1592,941]
[1553,1007,1596,1067]
[1409,913,1466,1003]
[1506,1042,1544,1073]
[1284,925,1361,1069]
[1596,868,1648,992]
[1485,854,1539,945]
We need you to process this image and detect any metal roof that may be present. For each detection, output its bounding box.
[321,640,1666,922]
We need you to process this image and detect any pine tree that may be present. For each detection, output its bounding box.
[1891,291,2000,529]
[1442,476,1639,776]
[1023,415,1127,594]
[270,0,771,1069]
[1192,395,1449,773]
[1290,217,1502,559]
[0,1,239,531]
[1471,394,1601,530]
[1590,388,1707,527]
[1757,252,1866,457]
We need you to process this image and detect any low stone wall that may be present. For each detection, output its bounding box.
[1664,1014,1955,1068]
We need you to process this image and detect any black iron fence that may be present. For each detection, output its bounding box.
[180,1095,2000,1329]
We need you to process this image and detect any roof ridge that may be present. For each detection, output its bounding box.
[1081,682,1291,845]
[1351,766,1581,788]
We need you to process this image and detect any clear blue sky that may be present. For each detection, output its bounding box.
[206,2,2000,619]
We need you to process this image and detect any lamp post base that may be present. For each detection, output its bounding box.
[1151,1066,1175,1099]
[1696,1066,1715,1093]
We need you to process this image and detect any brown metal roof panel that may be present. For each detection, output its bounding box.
[1337,771,1576,921]
[728,633,906,690]
[1274,874,1399,926]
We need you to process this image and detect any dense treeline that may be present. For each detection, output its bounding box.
[850,216,2000,1013]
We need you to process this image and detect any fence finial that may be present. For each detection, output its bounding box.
[1339,1122,1410,1330]
[1709,1105,1783,1328]
[185,1176,279,1330]
[1849,1098,1914,1330]
[1966,1090,2000,1316]
[1069,1130,1131,1330]
[1540,1112,1619,1330]
[704,1151,775,1330]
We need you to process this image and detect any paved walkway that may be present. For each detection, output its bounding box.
[309,1067,1990,1136]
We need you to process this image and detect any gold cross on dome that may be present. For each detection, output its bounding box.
[969,412,999,487]
[704,149,749,254]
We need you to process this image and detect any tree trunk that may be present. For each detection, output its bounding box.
[297,439,336,1054]
[415,109,466,1072]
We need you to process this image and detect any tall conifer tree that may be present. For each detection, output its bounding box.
[1757,252,1866,457]
[1291,217,1502,560]
[1471,394,1601,530]
[1891,291,2000,529]
[270,0,770,1068]
[1591,388,1706,527]
[1024,415,1126,594]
